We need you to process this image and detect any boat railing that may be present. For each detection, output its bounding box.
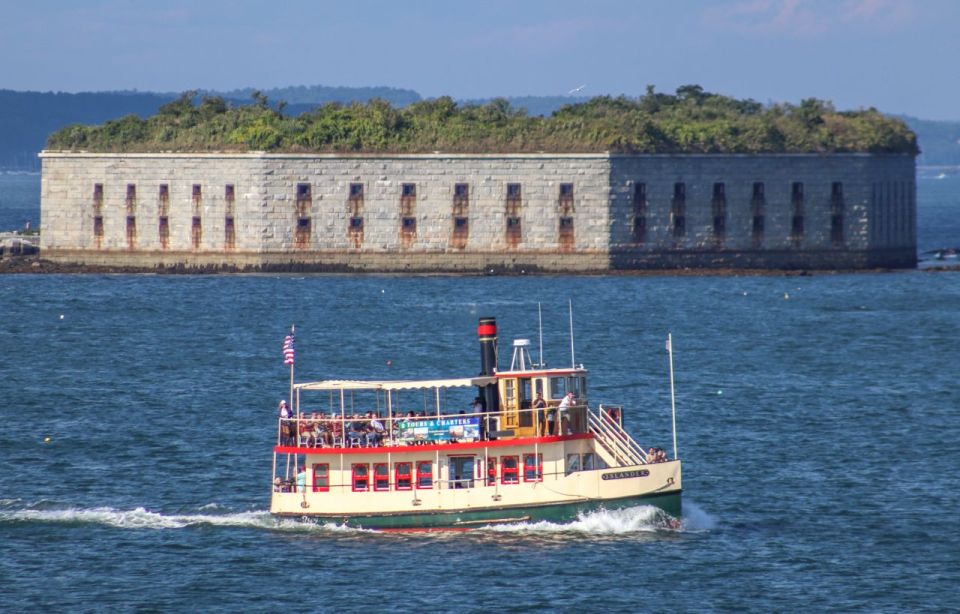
[275,404,590,450]
[587,405,648,466]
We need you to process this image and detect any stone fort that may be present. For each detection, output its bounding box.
[39,151,916,271]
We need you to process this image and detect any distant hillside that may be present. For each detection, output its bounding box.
[0,86,422,170]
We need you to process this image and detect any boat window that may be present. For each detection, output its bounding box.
[505,379,516,404]
[565,454,580,475]
[395,462,412,490]
[449,456,475,489]
[416,461,433,489]
[549,376,566,400]
[582,453,596,470]
[520,379,532,406]
[352,463,369,492]
[568,377,583,397]
[523,453,543,482]
[579,377,587,398]
[312,463,330,492]
[374,463,389,491]
[501,456,519,484]
[486,458,497,486]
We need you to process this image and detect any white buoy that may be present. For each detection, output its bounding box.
[59,314,64,320]
[784,293,790,300]
[717,390,723,395]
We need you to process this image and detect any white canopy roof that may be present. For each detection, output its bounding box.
[294,376,496,392]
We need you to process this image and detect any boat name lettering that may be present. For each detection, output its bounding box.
[601,469,650,480]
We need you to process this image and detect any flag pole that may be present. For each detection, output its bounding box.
[289,324,296,419]
[667,333,678,460]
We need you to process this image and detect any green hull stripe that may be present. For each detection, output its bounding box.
[276,490,682,529]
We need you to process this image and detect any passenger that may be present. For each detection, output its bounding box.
[296,466,307,493]
[368,416,385,447]
[471,397,483,414]
[278,400,291,419]
[557,392,575,435]
[273,477,282,492]
[645,447,656,463]
[533,393,548,434]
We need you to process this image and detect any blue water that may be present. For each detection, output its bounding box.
[1,174,960,611]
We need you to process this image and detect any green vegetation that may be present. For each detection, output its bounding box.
[46,85,918,155]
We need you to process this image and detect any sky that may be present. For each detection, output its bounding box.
[1,0,958,120]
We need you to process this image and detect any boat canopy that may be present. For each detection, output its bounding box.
[294,376,496,392]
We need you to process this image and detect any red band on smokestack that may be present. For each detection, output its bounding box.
[477,324,497,337]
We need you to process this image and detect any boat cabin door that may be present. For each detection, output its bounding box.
[501,377,536,437]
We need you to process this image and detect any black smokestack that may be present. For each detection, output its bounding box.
[477,317,499,413]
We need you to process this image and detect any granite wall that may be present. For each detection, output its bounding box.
[39,152,916,271]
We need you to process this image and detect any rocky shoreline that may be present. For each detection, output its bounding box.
[3,254,956,276]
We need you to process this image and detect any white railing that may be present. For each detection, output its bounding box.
[587,406,648,467]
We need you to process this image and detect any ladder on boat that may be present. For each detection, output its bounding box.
[587,407,648,467]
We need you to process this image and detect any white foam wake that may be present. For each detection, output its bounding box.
[482,505,669,534]
[0,505,364,533]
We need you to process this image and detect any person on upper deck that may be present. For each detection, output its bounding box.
[556,392,575,435]
[533,393,549,435]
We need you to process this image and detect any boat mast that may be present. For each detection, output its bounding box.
[667,333,678,460]
[537,302,544,367]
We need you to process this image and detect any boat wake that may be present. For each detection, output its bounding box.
[0,500,716,536]
[0,502,363,533]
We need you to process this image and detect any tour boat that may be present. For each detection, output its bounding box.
[269,317,682,530]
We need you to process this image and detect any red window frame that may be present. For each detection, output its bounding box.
[416,460,433,490]
[501,456,519,485]
[486,458,497,486]
[312,463,330,492]
[352,463,369,492]
[395,462,412,490]
[373,463,390,491]
[523,453,543,482]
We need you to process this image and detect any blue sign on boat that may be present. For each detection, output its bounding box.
[396,417,481,442]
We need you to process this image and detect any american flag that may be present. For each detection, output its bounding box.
[282,332,295,366]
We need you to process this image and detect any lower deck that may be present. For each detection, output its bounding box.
[270,435,681,527]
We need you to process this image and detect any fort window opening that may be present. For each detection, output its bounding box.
[831,182,845,246]
[672,182,686,238]
[312,463,330,492]
[791,182,804,245]
[559,216,575,250]
[295,217,311,248]
[224,216,235,249]
[225,184,235,201]
[192,184,202,199]
[506,183,522,246]
[158,184,169,216]
[401,184,417,244]
[191,216,202,249]
[296,183,311,200]
[348,184,364,247]
[93,215,104,246]
[349,217,364,230]
[633,182,647,243]
[126,215,136,249]
[349,183,364,199]
[559,183,574,215]
[402,183,417,198]
[126,184,136,203]
[712,182,726,243]
[752,182,766,246]
[159,216,169,249]
[93,183,104,206]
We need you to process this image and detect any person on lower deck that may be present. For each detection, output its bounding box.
[556,392,575,435]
